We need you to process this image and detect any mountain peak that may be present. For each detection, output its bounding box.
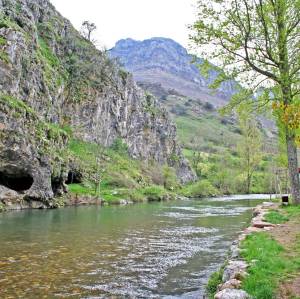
[109,37,235,106]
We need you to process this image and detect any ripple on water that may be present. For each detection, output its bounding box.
[0,198,261,298]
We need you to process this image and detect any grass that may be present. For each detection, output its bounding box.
[38,37,60,68]
[206,267,224,299]
[264,210,289,224]
[67,139,176,204]
[241,206,300,298]
[284,204,300,217]
[241,232,287,299]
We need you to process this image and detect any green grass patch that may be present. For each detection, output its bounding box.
[68,140,177,204]
[38,37,60,68]
[284,204,300,217]
[0,14,23,31]
[241,233,285,298]
[0,36,6,46]
[264,210,289,224]
[206,267,224,299]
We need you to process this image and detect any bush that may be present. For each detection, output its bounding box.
[105,172,138,189]
[180,180,219,198]
[142,185,167,201]
[162,166,178,190]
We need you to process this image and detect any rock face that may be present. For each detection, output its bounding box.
[109,37,236,107]
[0,0,195,207]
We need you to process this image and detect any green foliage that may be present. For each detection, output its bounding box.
[180,180,219,198]
[38,37,60,68]
[162,166,178,190]
[283,204,300,217]
[68,183,96,196]
[110,138,128,155]
[0,202,6,212]
[0,36,6,46]
[141,185,168,201]
[0,35,9,63]
[0,94,69,174]
[68,139,177,203]
[237,104,263,193]
[264,210,289,224]
[0,94,36,115]
[206,268,224,299]
[0,13,22,31]
[0,50,9,63]
[191,0,300,202]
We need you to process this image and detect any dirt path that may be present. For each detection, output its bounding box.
[269,218,300,299]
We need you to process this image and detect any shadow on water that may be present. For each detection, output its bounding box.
[0,195,269,298]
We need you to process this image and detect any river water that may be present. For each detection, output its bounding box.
[0,195,269,298]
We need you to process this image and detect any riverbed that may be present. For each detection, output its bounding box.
[0,195,269,298]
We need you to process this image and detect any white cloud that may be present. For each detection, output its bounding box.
[50,0,196,49]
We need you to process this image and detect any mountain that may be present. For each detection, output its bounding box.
[109,37,236,108]
[110,37,278,196]
[0,0,195,210]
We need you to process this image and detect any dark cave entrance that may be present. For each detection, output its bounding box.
[65,170,82,185]
[0,170,34,192]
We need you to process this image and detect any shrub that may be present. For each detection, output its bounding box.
[162,166,178,190]
[181,180,219,198]
[110,138,128,154]
[142,185,167,201]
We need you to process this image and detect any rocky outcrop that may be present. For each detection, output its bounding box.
[0,0,195,208]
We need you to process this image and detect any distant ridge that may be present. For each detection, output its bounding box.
[109,37,236,107]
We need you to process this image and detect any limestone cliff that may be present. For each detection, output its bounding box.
[0,0,195,208]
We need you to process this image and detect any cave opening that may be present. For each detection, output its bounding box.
[65,171,82,185]
[0,170,34,192]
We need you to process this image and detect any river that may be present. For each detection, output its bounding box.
[0,195,270,298]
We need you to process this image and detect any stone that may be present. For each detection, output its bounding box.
[230,244,240,259]
[219,279,242,291]
[222,260,248,282]
[0,185,21,203]
[215,289,250,299]
[252,221,276,229]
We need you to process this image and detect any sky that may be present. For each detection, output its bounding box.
[50,0,197,50]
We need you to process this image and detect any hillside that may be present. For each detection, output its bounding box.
[110,37,279,195]
[0,0,195,210]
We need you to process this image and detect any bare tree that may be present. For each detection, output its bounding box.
[81,21,97,42]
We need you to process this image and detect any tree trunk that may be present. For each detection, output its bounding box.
[286,130,300,204]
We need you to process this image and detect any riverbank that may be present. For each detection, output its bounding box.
[207,201,300,299]
[0,187,178,212]
[0,190,276,212]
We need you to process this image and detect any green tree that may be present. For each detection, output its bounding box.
[191,0,300,203]
[237,106,263,194]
